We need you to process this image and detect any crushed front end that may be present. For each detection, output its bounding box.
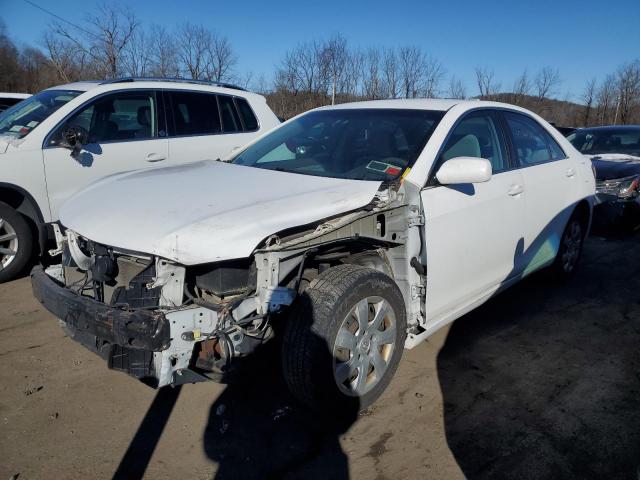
[31,230,289,387]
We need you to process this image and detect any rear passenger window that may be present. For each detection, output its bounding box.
[168,92,221,136]
[219,95,242,133]
[504,112,564,165]
[235,98,258,131]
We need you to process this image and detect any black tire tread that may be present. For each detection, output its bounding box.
[282,264,406,410]
[0,201,33,283]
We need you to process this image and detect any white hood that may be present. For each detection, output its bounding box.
[60,160,382,265]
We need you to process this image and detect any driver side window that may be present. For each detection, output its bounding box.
[51,91,158,145]
[439,111,508,174]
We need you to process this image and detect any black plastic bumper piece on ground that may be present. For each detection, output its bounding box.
[31,265,170,352]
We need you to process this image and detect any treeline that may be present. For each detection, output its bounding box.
[1,5,639,127]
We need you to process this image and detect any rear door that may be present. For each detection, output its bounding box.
[420,110,526,323]
[501,111,577,275]
[165,91,259,163]
[42,89,169,219]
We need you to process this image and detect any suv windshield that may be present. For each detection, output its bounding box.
[0,89,82,139]
[567,128,640,157]
[232,108,444,181]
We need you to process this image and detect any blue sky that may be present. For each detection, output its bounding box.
[3,0,639,102]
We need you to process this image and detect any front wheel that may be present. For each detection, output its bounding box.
[282,264,407,413]
[551,212,586,277]
[0,202,33,283]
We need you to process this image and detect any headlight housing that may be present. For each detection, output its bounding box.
[595,175,640,199]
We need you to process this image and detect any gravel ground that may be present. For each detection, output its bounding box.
[0,234,638,479]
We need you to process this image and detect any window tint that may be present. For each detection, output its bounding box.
[168,91,221,136]
[504,112,557,166]
[219,95,242,133]
[56,91,157,144]
[235,98,258,131]
[440,111,508,173]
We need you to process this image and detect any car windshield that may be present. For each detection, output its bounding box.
[0,89,82,139]
[232,108,444,181]
[567,128,640,157]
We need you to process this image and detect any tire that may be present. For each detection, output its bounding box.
[0,202,34,283]
[551,210,586,278]
[282,264,407,413]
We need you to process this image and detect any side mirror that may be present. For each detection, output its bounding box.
[436,157,492,185]
[60,126,90,158]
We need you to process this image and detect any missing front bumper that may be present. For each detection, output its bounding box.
[31,265,171,352]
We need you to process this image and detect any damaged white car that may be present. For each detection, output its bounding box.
[32,99,595,410]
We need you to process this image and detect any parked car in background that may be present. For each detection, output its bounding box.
[0,78,280,282]
[0,93,31,113]
[567,125,640,230]
[555,125,576,137]
[33,99,594,412]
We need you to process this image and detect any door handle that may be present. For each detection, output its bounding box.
[508,184,524,196]
[146,153,166,162]
[566,168,576,178]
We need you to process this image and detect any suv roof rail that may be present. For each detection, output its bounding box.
[99,77,247,91]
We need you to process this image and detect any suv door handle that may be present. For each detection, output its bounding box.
[508,184,524,196]
[146,153,166,162]
[566,168,576,178]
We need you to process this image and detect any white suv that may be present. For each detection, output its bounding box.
[0,78,280,282]
[33,99,594,412]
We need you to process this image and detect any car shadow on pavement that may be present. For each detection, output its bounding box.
[438,234,640,479]
[112,323,359,480]
[202,336,358,480]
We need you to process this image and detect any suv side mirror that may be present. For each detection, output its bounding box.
[60,126,90,158]
[436,157,492,185]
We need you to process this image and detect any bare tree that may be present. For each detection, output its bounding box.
[176,23,211,79]
[512,69,530,105]
[398,46,423,98]
[47,3,138,79]
[382,48,399,98]
[615,60,640,124]
[42,31,89,82]
[475,67,501,98]
[321,34,348,105]
[148,25,179,77]
[534,67,560,101]
[581,77,597,126]
[362,47,383,99]
[421,56,445,98]
[205,33,237,82]
[122,29,150,77]
[448,75,466,99]
[596,74,617,125]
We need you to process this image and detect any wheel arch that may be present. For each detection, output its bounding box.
[573,198,592,233]
[0,183,47,253]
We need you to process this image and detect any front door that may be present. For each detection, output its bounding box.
[42,90,168,219]
[420,110,525,323]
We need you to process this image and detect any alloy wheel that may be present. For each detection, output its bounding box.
[333,296,397,396]
[0,218,18,271]
[561,220,582,273]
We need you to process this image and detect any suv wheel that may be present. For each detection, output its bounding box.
[0,202,33,283]
[282,264,407,413]
[552,211,586,277]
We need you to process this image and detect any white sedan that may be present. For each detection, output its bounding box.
[33,98,595,411]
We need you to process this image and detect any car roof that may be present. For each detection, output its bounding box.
[575,125,640,132]
[0,92,32,99]
[45,78,251,96]
[314,98,525,113]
